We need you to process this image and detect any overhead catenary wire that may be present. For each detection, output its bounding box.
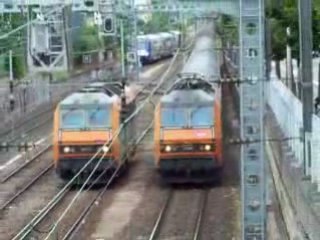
[12,44,185,240]
[44,53,187,239]
[0,3,70,40]
[41,38,198,239]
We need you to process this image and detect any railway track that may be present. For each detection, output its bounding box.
[0,164,53,212]
[149,189,209,240]
[0,144,51,183]
[12,120,155,240]
[3,58,181,239]
[0,63,120,179]
[0,147,54,220]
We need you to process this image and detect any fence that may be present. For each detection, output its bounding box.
[266,76,320,190]
[0,60,119,127]
[266,75,320,239]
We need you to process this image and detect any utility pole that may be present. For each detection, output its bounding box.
[120,16,126,79]
[9,49,14,112]
[298,0,313,176]
[318,61,320,101]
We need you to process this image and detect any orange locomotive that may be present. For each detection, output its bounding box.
[154,31,223,183]
[53,82,137,184]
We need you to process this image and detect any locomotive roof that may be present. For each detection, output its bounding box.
[59,92,113,106]
[161,89,214,106]
[158,32,174,37]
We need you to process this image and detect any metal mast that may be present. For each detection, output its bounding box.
[127,0,139,81]
[298,0,313,176]
[240,0,266,239]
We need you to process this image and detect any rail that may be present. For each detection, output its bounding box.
[148,190,173,240]
[12,47,183,240]
[148,190,209,240]
[0,164,53,212]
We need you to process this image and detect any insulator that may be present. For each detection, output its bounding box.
[9,80,14,92]
[0,142,9,152]
[247,175,259,184]
[245,224,262,234]
[9,94,15,112]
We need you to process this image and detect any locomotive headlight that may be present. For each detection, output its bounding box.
[165,145,172,152]
[204,144,211,151]
[102,146,109,153]
[63,146,71,153]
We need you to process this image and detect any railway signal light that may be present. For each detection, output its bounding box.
[104,16,115,35]
[84,0,94,7]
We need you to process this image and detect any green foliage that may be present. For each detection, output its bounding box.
[267,0,320,61]
[73,24,102,52]
[0,13,27,78]
[72,23,103,64]
[216,14,238,47]
[143,13,172,33]
[4,54,26,79]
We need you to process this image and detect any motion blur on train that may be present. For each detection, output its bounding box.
[53,81,138,184]
[137,31,181,65]
[154,25,223,183]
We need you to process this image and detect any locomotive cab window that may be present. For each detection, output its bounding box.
[190,106,213,127]
[161,108,188,128]
[60,109,85,129]
[87,108,110,129]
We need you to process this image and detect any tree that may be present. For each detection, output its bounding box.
[0,13,27,79]
[72,23,102,65]
[267,0,320,61]
[216,14,238,48]
[143,12,172,33]
[266,0,320,79]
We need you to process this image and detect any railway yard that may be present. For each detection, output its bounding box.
[0,25,287,240]
[0,32,245,239]
[2,0,320,238]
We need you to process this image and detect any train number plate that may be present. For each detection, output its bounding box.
[181,145,193,151]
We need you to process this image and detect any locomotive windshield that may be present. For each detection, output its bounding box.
[161,106,213,128]
[60,109,85,129]
[161,108,188,127]
[60,107,111,130]
[87,108,110,128]
[190,106,213,127]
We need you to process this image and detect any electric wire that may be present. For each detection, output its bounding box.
[12,46,183,240]
[43,50,185,239]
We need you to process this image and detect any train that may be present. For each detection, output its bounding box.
[53,81,138,184]
[137,31,181,65]
[153,26,223,183]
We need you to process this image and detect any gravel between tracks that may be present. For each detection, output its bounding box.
[69,56,184,240]
[82,84,241,240]
[156,189,207,240]
[64,52,242,239]
[0,151,62,240]
[1,60,176,239]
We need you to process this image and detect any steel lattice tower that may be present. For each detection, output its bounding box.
[239,0,266,239]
